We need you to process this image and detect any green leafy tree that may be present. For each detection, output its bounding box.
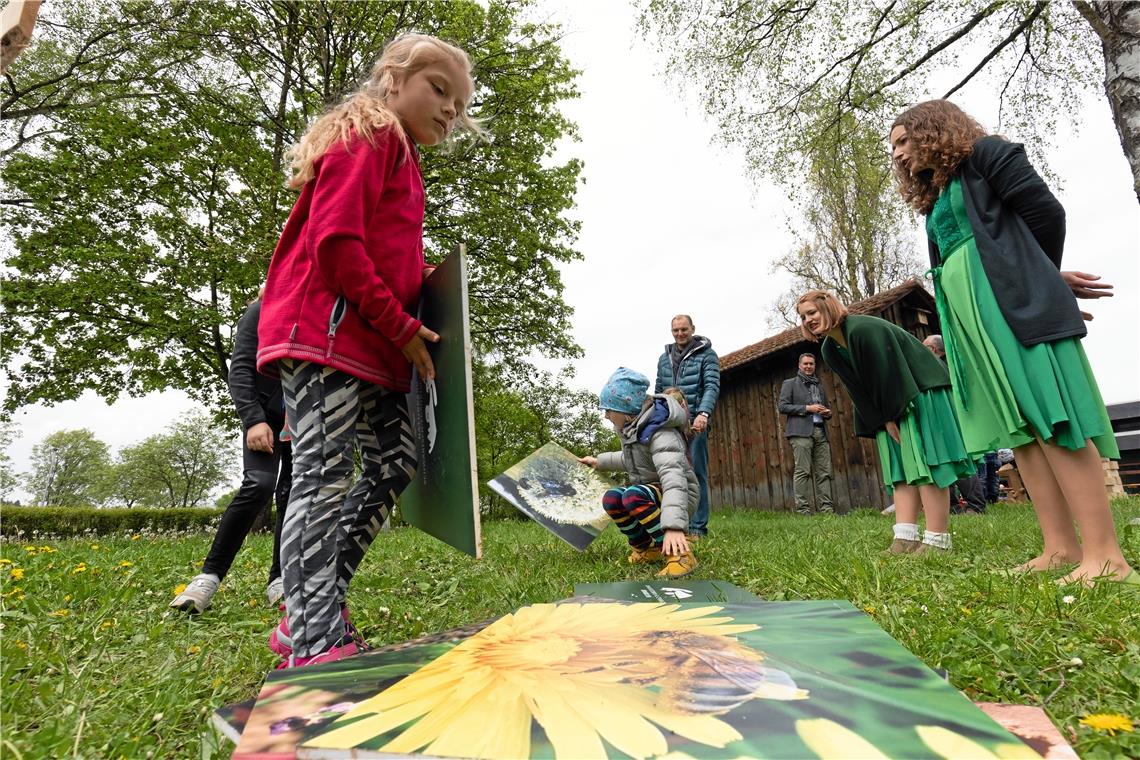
[0,421,21,502]
[111,413,235,509]
[2,0,583,414]
[769,106,922,326]
[637,1,1138,197]
[25,428,112,506]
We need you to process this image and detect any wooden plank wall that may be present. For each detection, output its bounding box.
[708,295,939,513]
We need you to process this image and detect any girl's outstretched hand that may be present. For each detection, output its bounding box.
[577,455,598,468]
[402,325,440,381]
[1062,271,1113,321]
[662,529,689,556]
[885,420,901,444]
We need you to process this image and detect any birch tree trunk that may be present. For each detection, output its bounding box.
[1075,1,1140,204]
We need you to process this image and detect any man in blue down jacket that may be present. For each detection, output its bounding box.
[654,315,721,538]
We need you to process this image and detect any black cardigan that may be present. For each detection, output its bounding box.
[228,300,285,431]
[928,136,1085,346]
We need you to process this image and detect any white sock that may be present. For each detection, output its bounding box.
[893,523,919,541]
[923,531,952,549]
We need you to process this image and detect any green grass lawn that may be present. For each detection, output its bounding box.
[2,499,1138,759]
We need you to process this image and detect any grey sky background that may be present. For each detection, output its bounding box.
[5,1,1138,500]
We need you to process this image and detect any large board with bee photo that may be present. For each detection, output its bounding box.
[229,599,1033,759]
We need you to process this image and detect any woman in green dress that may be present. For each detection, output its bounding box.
[797,290,976,555]
[889,99,1135,585]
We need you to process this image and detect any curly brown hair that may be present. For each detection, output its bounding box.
[890,100,988,214]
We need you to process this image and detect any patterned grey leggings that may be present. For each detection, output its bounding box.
[278,359,416,657]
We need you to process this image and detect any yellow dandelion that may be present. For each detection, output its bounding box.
[14,640,27,650]
[960,607,973,616]
[118,561,133,568]
[10,568,24,580]
[38,546,56,553]
[186,645,201,655]
[72,564,87,574]
[308,602,807,759]
[90,544,100,550]
[0,558,13,565]
[863,606,876,615]
[100,621,113,629]
[246,599,258,607]
[1079,713,1134,735]
[212,677,224,688]
[49,609,70,617]
[23,546,36,554]
[3,587,22,598]
[173,583,187,595]
[130,534,141,541]
[64,594,72,602]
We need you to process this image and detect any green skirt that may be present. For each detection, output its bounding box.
[875,387,976,492]
[933,239,1118,459]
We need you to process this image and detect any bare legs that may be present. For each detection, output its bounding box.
[893,484,921,527]
[1011,440,1082,571]
[893,483,950,533]
[1013,438,1133,582]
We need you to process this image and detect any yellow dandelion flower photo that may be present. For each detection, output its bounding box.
[306,602,807,759]
[244,599,1040,760]
[10,568,24,580]
[1080,713,1134,735]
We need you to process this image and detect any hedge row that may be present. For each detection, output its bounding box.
[0,505,225,538]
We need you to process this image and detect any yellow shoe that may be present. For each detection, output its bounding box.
[628,546,664,564]
[657,551,698,579]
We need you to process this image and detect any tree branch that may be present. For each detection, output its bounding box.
[943,2,1047,98]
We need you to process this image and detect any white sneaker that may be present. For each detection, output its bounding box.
[265,576,284,607]
[170,574,219,613]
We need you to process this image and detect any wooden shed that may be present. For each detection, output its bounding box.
[708,280,940,513]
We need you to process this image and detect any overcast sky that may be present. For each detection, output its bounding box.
[4,1,1138,501]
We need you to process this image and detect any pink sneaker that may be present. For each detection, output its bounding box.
[275,639,359,669]
[268,606,368,659]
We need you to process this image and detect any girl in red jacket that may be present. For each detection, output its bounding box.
[257,34,485,667]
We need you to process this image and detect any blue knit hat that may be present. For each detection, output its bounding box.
[600,367,649,415]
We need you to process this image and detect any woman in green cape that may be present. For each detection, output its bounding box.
[889,99,1134,585]
[797,290,975,555]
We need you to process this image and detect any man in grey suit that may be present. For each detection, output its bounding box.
[778,353,835,514]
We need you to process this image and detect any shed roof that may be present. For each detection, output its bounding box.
[719,279,934,372]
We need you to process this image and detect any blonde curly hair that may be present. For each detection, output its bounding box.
[286,33,488,188]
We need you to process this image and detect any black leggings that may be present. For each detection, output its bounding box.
[201,429,292,583]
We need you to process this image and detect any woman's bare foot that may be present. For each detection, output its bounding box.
[1057,560,1135,586]
[1011,551,1080,573]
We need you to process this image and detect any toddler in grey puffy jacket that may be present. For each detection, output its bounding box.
[579,368,699,579]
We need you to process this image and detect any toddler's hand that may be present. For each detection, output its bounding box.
[402,325,440,381]
[662,529,689,556]
[885,420,901,444]
[577,456,598,469]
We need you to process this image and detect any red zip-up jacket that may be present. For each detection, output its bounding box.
[257,126,426,391]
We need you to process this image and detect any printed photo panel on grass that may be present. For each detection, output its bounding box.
[291,600,1034,759]
[488,441,613,550]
